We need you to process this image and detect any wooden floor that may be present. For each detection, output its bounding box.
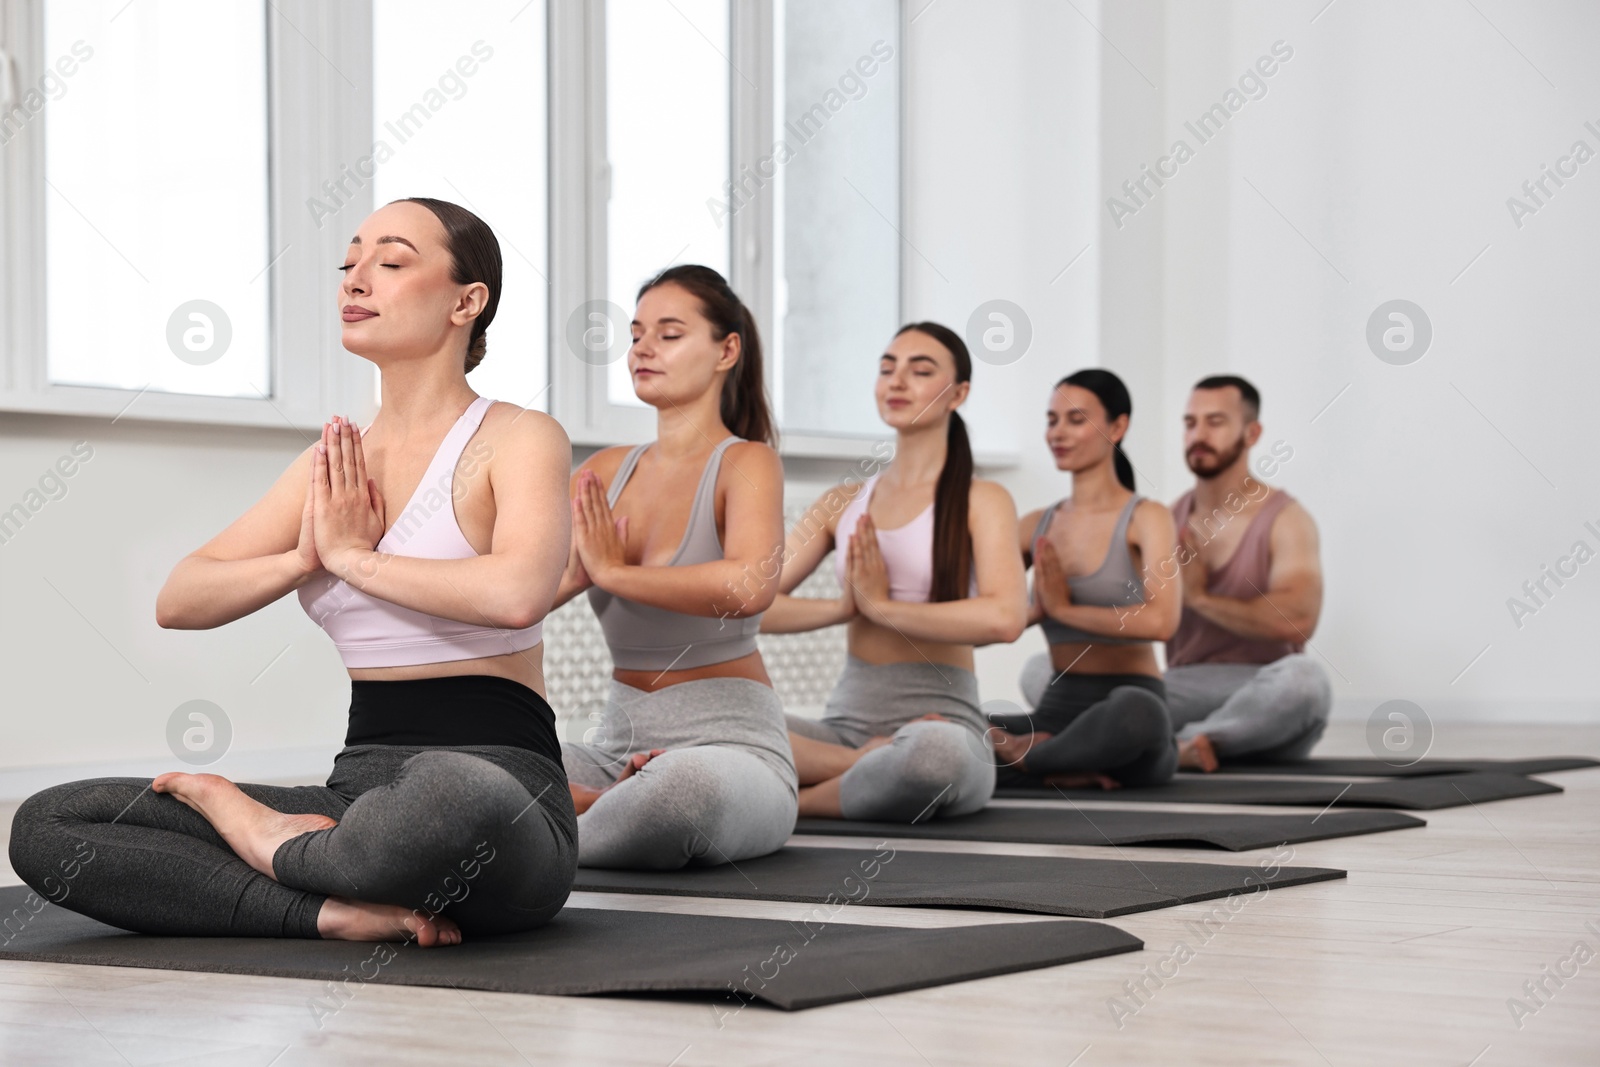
[0,723,1595,1066]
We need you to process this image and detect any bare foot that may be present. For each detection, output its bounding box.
[1041,772,1121,790]
[152,772,336,879]
[569,781,605,816]
[572,749,666,816]
[317,896,462,946]
[614,749,666,784]
[988,727,1053,770]
[1178,734,1219,773]
[857,734,895,756]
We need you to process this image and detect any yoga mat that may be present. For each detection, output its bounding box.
[793,806,1424,851]
[1206,756,1599,778]
[0,887,1139,1011]
[993,771,1562,809]
[574,846,1345,918]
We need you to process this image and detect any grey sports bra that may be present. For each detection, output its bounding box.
[586,435,763,671]
[1034,494,1147,646]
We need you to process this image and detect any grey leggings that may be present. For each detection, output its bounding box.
[991,672,1177,787]
[787,657,996,822]
[562,678,798,870]
[1166,654,1332,760]
[7,745,577,938]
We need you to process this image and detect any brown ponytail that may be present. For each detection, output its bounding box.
[895,322,974,602]
[637,265,776,447]
[398,197,501,374]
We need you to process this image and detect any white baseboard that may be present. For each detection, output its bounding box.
[0,746,335,802]
[1329,698,1600,725]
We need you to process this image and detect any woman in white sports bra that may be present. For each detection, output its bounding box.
[762,322,1028,821]
[988,369,1181,788]
[10,199,577,946]
[550,265,797,869]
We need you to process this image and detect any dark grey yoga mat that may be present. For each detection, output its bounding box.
[993,771,1562,809]
[574,846,1345,918]
[0,887,1139,1011]
[793,806,1424,851]
[1207,756,1599,778]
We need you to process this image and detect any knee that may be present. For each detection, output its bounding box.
[1113,687,1172,742]
[399,751,535,836]
[632,752,740,828]
[885,724,981,786]
[7,780,104,892]
[1275,655,1333,717]
[1019,652,1053,708]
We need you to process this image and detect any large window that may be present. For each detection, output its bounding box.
[371,0,550,412]
[603,0,730,408]
[44,1,270,399]
[3,0,905,455]
[771,0,900,438]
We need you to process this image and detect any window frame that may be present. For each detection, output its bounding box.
[551,0,918,459]
[2,0,922,460]
[0,0,374,431]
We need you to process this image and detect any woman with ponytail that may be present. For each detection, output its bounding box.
[987,369,1181,788]
[761,323,1028,821]
[551,265,797,869]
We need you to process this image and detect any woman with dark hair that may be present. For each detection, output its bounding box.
[9,198,577,943]
[552,264,797,869]
[987,369,1181,788]
[761,323,1028,821]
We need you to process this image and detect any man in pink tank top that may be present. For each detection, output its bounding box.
[1163,376,1331,771]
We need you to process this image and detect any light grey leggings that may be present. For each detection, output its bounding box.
[1166,655,1332,760]
[787,657,995,822]
[562,678,798,870]
[1020,651,1332,760]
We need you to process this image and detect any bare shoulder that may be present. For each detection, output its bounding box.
[721,439,783,487]
[481,402,569,451]
[1134,497,1174,524]
[1132,497,1177,541]
[968,478,1018,516]
[1272,496,1319,540]
[476,402,571,481]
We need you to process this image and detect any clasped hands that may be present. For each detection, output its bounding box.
[295,415,388,582]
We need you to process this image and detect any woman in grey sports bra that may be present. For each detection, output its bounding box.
[987,369,1182,788]
[761,322,1028,822]
[548,265,798,869]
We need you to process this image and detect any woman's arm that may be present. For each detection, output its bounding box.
[549,447,632,611]
[1036,499,1182,641]
[578,441,787,619]
[854,480,1029,646]
[155,437,326,630]
[760,481,861,634]
[318,409,573,630]
[1018,506,1044,568]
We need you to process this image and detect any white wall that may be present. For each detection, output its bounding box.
[2,0,1594,794]
[1137,0,1600,723]
[902,0,1104,709]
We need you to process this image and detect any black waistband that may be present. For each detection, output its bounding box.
[1042,672,1166,702]
[345,675,562,767]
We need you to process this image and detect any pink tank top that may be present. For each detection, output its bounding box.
[832,473,976,602]
[297,396,544,668]
[1167,487,1301,667]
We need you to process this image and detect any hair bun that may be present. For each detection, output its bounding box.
[465,330,487,373]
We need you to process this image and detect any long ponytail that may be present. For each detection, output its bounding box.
[896,322,973,602]
[637,264,776,447]
[1061,368,1136,491]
